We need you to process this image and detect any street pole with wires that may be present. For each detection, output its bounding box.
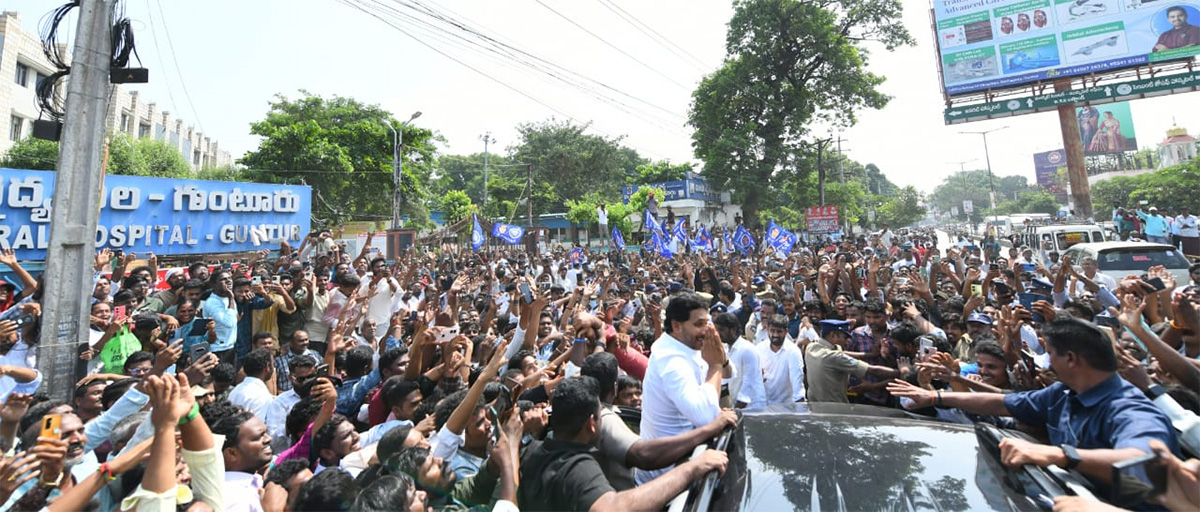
[389,111,422,229]
[39,0,115,399]
[480,132,495,207]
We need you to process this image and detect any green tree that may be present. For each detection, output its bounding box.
[508,118,644,213]
[434,152,508,205]
[688,0,912,227]
[991,189,1060,216]
[625,187,666,220]
[106,133,147,176]
[239,91,441,226]
[132,137,191,177]
[441,190,475,225]
[195,165,253,182]
[629,160,692,184]
[877,186,927,227]
[0,138,58,170]
[565,194,634,242]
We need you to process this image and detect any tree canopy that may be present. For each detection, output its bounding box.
[2,134,193,177]
[1091,160,1200,213]
[688,0,912,227]
[239,91,441,226]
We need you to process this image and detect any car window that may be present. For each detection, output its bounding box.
[1092,231,1104,243]
[1098,247,1190,271]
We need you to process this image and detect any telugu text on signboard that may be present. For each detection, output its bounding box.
[0,168,312,260]
[805,206,840,234]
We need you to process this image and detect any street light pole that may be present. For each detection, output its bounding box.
[959,127,1007,228]
[480,132,495,207]
[389,111,422,229]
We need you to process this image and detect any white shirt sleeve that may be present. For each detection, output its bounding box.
[787,347,806,402]
[736,346,767,407]
[660,358,720,427]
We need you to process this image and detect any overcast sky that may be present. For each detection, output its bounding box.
[8,0,1198,194]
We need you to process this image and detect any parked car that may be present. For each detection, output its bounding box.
[1061,241,1191,285]
[668,403,1117,512]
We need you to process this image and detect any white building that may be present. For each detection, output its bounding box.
[1157,125,1197,169]
[0,11,230,170]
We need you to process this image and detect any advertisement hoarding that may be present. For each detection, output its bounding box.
[805,206,840,234]
[1076,101,1139,155]
[0,169,312,261]
[1032,149,1069,199]
[934,0,1200,96]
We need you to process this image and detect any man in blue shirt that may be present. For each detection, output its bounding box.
[233,277,272,364]
[203,269,240,363]
[889,317,1179,489]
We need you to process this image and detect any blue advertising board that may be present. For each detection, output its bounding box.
[934,0,1200,96]
[0,168,311,261]
[621,177,723,204]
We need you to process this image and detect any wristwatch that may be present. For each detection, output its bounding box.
[1060,444,1081,470]
[1146,383,1167,401]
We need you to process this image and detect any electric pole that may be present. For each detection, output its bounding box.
[836,134,848,183]
[526,164,534,227]
[814,138,832,206]
[39,0,115,398]
[480,132,495,207]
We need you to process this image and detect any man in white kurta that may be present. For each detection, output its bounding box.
[756,314,806,405]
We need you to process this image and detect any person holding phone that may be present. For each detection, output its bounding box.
[889,317,1181,496]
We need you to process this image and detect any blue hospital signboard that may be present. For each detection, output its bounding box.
[0,168,311,261]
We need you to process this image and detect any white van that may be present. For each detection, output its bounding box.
[1024,224,1107,263]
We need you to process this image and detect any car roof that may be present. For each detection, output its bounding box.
[1067,241,1177,252]
[710,407,1039,512]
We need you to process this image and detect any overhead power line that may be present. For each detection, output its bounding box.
[148,0,205,133]
[594,0,710,72]
[532,0,690,90]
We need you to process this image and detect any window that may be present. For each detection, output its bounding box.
[193,150,201,166]
[35,72,47,90]
[9,115,23,141]
[138,123,151,138]
[14,63,30,87]
[119,112,131,132]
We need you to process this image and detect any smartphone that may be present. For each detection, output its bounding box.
[895,277,909,286]
[433,325,460,344]
[1143,277,1166,291]
[1110,452,1167,505]
[113,305,128,322]
[272,275,282,284]
[39,414,62,443]
[1095,312,1121,329]
[189,318,210,338]
[970,284,983,296]
[251,275,262,285]
[1020,348,1038,372]
[12,314,35,328]
[988,263,1000,271]
[1017,293,1044,323]
[518,283,533,304]
[316,364,330,379]
[189,341,211,363]
[1021,263,1037,273]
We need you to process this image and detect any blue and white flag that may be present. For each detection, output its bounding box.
[672,218,687,244]
[650,230,672,258]
[643,209,663,235]
[568,247,585,263]
[693,226,712,253]
[611,226,626,252]
[471,215,485,252]
[491,222,525,245]
[733,225,756,255]
[723,228,735,254]
[766,220,796,255]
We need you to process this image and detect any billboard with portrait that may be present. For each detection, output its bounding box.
[1076,101,1138,155]
[935,0,1200,95]
[1032,149,1069,199]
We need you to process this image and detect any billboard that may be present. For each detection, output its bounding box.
[1077,101,1138,154]
[934,0,1200,95]
[805,206,840,234]
[1032,149,1069,199]
[621,177,725,203]
[0,169,312,261]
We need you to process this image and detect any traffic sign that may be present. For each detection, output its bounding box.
[944,70,1200,124]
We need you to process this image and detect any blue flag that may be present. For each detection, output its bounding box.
[723,228,734,254]
[734,225,756,255]
[611,226,626,252]
[651,230,672,258]
[568,247,584,263]
[672,218,687,244]
[491,222,525,245]
[471,215,485,252]
[643,209,662,235]
[693,226,712,253]
[766,220,796,255]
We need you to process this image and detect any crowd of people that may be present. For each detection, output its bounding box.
[0,221,1197,511]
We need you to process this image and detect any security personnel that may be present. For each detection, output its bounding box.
[805,320,902,403]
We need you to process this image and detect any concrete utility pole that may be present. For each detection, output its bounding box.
[480,132,495,207]
[814,138,832,206]
[835,134,848,183]
[39,0,115,399]
[389,111,422,229]
[1054,80,1093,219]
[526,164,534,227]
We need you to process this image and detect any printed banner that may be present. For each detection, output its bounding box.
[934,0,1200,95]
[0,168,311,261]
[1077,101,1138,155]
[805,206,840,234]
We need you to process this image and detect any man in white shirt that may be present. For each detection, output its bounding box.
[228,348,275,421]
[360,258,401,339]
[1073,257,1118,295]
[1176,207,1199,255]
[213,410,275,512]
[265,354,319,448]
[638,293,727,484]
[756,314,806,405]
[715,313,765,409]
[597,203,609,246]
